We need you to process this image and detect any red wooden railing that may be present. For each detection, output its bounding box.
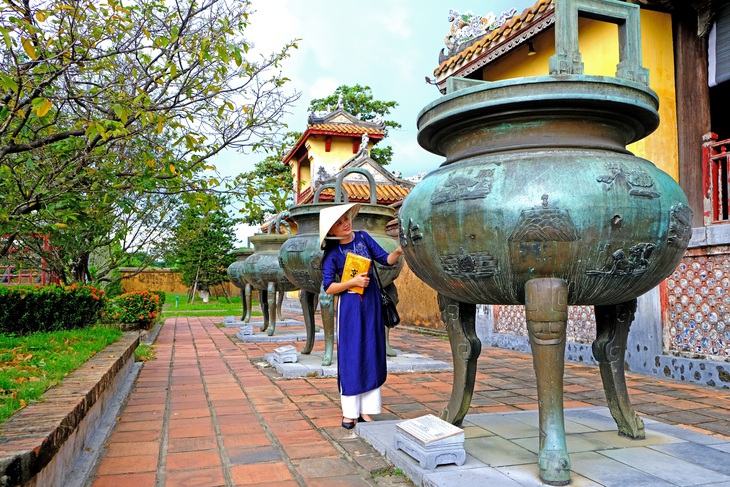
[0,235,58,287]
[296,186,313,204]
[703,132,730,224]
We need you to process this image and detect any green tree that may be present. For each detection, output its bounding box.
[234,131,298,226]
[0,0,300,280]
[167,197,237,301]
[308,84,400,165]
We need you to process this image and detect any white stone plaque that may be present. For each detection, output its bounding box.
[274,345,297,354]
[395,414,463,445]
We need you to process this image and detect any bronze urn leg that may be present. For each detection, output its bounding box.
[525,278,571,486]
[593,299,645,439]
[437,294,479,427]
[266,283,277,336]
[319,288,335,366]
[259,289,269,333]
[244,283,252,323]
[385,327,396,357]
[239,287,247,322]
[276,290,285,321]
[299,290,316,355]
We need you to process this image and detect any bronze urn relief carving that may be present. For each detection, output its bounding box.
[400,1,692,484]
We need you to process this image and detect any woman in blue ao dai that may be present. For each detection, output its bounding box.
[319,203,403,429]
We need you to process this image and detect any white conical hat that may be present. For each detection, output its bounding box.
[319,203,361,249]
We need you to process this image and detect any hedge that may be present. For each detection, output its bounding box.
[0,284,106,335]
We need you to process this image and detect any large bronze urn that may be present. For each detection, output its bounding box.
[242,220,297,336]
[279,168,403,365]
[227,248,254,321]
[399,1,692,485]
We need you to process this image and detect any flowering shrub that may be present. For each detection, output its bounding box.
[108,291,160,329]
[150,290,166,311]
[0,284,107,334]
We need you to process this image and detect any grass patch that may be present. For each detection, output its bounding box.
[0,326,123,424]
[135,343,156,362]
[160,292,262,318]
[372,467,406,478]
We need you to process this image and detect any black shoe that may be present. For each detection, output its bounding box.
[342,418,355,429]
[358,416,373,422]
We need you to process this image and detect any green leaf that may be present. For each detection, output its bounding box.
[0,27,12,51]
[112,104,127,124]
[0,74,18,93]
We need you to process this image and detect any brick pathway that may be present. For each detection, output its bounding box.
[88,313,730,486]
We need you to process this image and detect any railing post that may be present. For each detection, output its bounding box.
[703,132,718,225]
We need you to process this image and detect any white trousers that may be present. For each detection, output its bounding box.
[341,387,382,419]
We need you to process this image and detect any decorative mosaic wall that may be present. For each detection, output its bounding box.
[493,247,730,359]
[495,305,597,345]
[665,247,730,358]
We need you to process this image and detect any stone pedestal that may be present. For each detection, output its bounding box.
[394,414,465,470]
[272,345,298,364]
[236,324,253,338]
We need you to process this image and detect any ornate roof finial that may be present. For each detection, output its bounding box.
[359,133,369,155]
[337,93,344,110]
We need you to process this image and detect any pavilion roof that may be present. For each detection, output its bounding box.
[432,0,554,91]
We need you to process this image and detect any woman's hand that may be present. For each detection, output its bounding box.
[350,272,370,289]
[387,246,403,265]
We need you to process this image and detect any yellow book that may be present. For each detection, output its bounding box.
[342,252,371,295]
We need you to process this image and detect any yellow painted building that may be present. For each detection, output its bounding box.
[283,105,386,204]
[433,0,678,179]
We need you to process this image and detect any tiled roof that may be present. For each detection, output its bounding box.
[308,123,385,136]
[433,0,554,82]
[303,182,411,205]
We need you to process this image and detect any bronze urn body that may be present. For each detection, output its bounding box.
[399,1,692,484]
[227,248,254,321]
[242,225,296,336]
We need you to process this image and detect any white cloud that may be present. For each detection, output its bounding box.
[309,78,340,100]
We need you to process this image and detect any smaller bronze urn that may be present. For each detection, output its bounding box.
[227,248,254,321]
[242,216,297,336]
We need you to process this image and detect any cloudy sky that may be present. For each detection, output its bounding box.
[215,0,537,179]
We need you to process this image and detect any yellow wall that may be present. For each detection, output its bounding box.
[482,10,678,180]
[121,268,236,297]
[293,134,372,193]
[394,261,445,331]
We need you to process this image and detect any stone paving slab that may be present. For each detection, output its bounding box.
[357,407,730,487]
[264,348,453,378]
[223,318,306,328]
[236,324,324,343]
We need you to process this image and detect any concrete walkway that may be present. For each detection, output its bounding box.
[87,312,730,487]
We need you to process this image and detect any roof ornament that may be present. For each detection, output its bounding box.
[336,93,344,110]
[443,8,517,57]
[373,114,385,126]
[358,133,370,156]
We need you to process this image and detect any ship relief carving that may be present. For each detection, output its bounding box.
[667,203,693,247]
[440,247,498,278]
[586,242,656,277]
[431,168,494,204]
[508,194,580,242]
[596,162,660,199]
